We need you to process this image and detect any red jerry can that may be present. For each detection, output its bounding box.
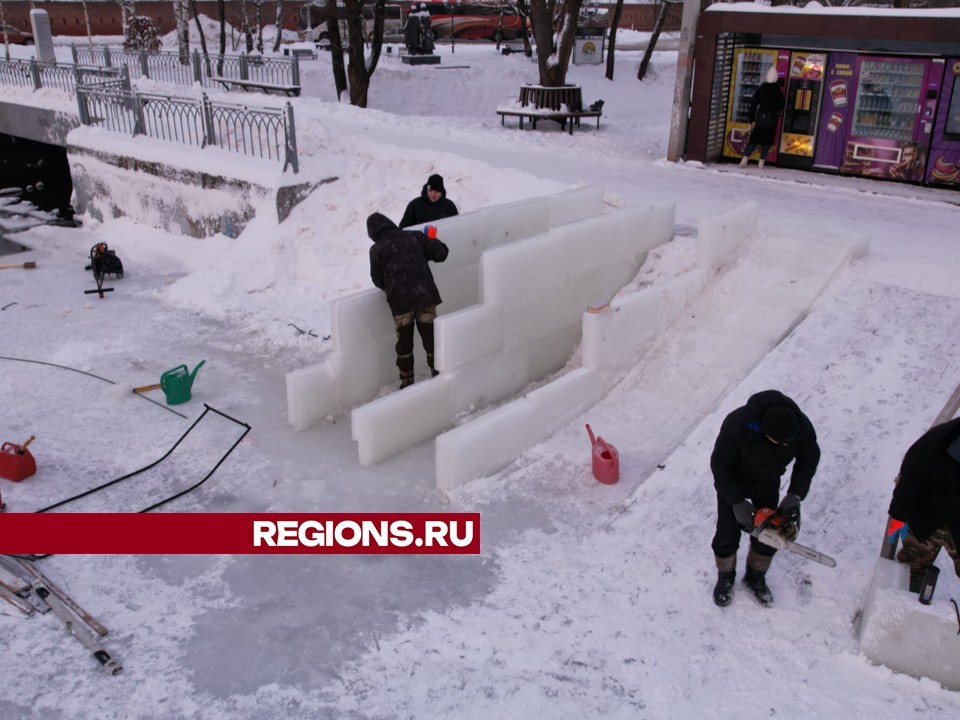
[0,437,37,482]
[585,424,619,485]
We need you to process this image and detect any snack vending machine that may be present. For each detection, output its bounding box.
[925,58,960,188]
[723,48,791,161]
[813,52,857,173]
[777,52,828,170]
[839,55,944,182]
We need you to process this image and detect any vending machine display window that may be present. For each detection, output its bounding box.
[851,60,924,142]
[732,51,775,123]
[945,74,960,136]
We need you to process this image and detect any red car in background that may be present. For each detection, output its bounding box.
[1,24,34,45]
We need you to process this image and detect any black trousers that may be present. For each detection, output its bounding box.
[712,487,780,559]
[394,305,437,380]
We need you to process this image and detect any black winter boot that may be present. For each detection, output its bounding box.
[713,571,736,607]
[743,549,774,606]
[712,554,737,607]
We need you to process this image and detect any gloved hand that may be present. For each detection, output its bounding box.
[732,500,755,530]
[778,493,801,524]
[423,225,437,239]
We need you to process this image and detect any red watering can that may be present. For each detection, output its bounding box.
[585,424,619,485]
[0,435,37,482]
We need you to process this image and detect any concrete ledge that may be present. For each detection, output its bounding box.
[859,557,960,690]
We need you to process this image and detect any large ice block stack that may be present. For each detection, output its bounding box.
[350,200,677,467]
[286,187,605,431]
[859,557,960,690]
[435,202,869,492]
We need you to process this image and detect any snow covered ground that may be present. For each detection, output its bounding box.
[2,21,960,720]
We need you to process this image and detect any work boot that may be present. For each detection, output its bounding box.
[399,372,414,389]
[743,549,774,606]
[713,554,737,607]
[739,156,748,168]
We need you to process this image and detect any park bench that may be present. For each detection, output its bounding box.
[496,83,602,135]
[212,77,301,97]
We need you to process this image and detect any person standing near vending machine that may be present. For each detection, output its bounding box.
[740,67,785,169]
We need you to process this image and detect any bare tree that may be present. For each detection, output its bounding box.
[272,0,283,52]
[325,0,348,99]
[1,0,10,62]
[189,0,211,74]
[174,0,190,61]
[528,0,584,87]
[637,0,669,81]
[604,0,623,80]
[218,0,226,57]
[344,0,386,107]
[116,1,137,44]
[81,0,94,48]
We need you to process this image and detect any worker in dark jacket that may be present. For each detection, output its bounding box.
[399,174,458,229]
[739,66,784,169]
[368,212,449,388]
[888,417,960,592]
[709,389,821,607]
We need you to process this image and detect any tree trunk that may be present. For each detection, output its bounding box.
[189,0,212,76]
[218,0,225,59]
[637,0,668,81]
[174,0,190,63]
[81,0,94,48]
[241,0,253,53]
[605,0,623,81]
[1,0,10,62]
[529,0,584,87]
[325,0,348,101]
[272,0,283,53]
[516,0,532,57]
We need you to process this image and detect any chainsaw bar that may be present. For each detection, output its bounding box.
[754,527,837,567]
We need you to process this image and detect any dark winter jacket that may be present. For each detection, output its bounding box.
[748,81,784,147]
[889,417,960,542]
[368,212,449,317]
[711,390,821,506]
[399,184,459,229]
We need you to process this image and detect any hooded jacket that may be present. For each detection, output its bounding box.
[889,417,960,541]
[368,212,449,316]
[399,184,459,229]
[711,389,820,505]
[748,80,784,147]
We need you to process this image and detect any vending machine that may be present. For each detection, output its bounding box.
[925,58,960,188]
[839,55,944,182]
[813,52,857,173]
[723,48,791,161]
[778,52,828,170]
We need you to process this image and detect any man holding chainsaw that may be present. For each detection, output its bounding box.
[710,390,821,607]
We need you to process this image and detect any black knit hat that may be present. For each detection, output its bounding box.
[761,406,799,444]
[427,174,445,194]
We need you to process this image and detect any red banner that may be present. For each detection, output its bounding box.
[0,513,481,554]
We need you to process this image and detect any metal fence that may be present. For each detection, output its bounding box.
[70,46,300,89]
[75,85,299,173]
[0,58,128,94]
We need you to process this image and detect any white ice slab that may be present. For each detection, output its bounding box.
[697,201,758,273]
[859,557,960,691]
[287,188,605,431]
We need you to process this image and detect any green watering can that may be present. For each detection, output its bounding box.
[160,360,205,405]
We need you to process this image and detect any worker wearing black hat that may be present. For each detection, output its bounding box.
[399,173,459,229]
[709,389,821,607]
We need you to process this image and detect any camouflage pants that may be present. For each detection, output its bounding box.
[394,305,437,382]
[897,525,960,592]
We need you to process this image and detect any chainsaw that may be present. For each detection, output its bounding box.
[749,507,837,568]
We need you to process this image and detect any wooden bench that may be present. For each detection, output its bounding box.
[496,83,601,134]
[212,77,301,97]
[496,107,602,135]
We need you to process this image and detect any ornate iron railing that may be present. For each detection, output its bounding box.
[69,47,300,89]
[0,58,127,94]
[75,85,299,173]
